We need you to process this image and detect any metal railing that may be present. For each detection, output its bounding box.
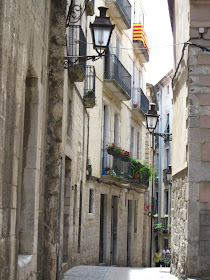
[132,88,149,114]
[84,66,95,96]
[66,25,87,73]
[103,150,149,187]
[104,54,131,97]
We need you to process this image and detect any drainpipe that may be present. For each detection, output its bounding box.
[56,157,63,280]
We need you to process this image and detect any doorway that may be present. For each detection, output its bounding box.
[110,196,118,265]
[99,194,107,264]
[127,200,132,266]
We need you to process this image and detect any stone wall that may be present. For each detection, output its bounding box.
[170,168,188,279]
[0,0,51,279]
[81,181,145,267]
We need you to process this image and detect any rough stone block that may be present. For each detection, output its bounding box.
[200,182,210,205]
[200,116,210,128]
[189,55,198,66]
[188,161,202,182]
[200,211,210,226]
[189,65,210,75]
[200,75,210,86]
[200,256,210,271]
[188,117,199,128]
[188,143,201,161]
[200,226,210,240]
[200,241,210,256]
[198,54,210,65]
[197,93,210,105]
[201,143,210,162]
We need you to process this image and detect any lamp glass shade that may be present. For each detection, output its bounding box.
[93,26,111,49]
[146,115,158,132]
[166,173,172,182]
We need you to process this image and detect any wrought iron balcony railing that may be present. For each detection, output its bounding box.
[104,54,131,99]
[83,65,96,108]
[66,25,87,81]
[103,150,149,188]
[133,24,149,63]
[86,0,95,16]
[105,0,131,29]
[132,88,149,114]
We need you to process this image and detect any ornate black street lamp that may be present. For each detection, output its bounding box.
[145,103,172,141]
[65,6,115,67]
[166,165,172,182]
[90,7,115,56]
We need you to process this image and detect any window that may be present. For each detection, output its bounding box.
[102,105,110,169]
[164,190,169,215]
[165,113,170,134]
[137,132,140,159]
[116,36,120,58]
[130,127,134,157]
[114,114,120,146]
[67,99,72,137]
[89,189,94,213]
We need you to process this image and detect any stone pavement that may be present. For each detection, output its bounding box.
[62,266,179,280]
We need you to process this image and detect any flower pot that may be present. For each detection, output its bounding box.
[122,155,130,162]
[133,173,140,179]
[133,103,138,108]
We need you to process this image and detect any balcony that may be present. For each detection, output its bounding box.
[161,217,170,233]
[86,0,95,16]
[105,0,131,30]
[83,66,96,108]
[104,54,131,101]
[132,88,149,120]
[133,24,149,63]
[102,148,149,189]
[66,25,87,82]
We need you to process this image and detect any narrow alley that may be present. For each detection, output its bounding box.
[62,266,178,280]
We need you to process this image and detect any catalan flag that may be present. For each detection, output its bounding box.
[133,24,150,54]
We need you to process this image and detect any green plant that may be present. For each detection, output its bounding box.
[111,170,116,177]
[154,223,163,229]
[130,158,155,180]
[153,213,158,217]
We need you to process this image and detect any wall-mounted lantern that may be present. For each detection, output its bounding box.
[90,7,115,56]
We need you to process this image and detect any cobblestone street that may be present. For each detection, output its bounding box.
[62,266,178,280]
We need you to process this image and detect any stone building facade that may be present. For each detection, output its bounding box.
[0,0,152,279]
[168,0,210,279]
[153,70,173,254]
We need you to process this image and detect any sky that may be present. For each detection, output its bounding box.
[141,0,173,85]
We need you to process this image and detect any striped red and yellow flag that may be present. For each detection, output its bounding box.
[133,24,150,54]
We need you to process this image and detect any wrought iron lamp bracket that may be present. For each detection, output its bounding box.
[153,132,172,141]
[66,0,89,26]
[64,52,105,69]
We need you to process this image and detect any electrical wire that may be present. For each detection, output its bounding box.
[65,35,187,51]
[172,41,210,87]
